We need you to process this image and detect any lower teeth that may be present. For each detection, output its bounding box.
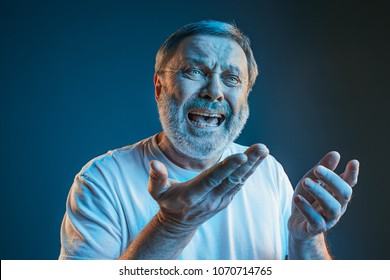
[190,120,218,127]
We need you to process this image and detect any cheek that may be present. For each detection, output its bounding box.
[225,90,248,115]
[173,78,204,101]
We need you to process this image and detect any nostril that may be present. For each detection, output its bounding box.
[200,91,224,102]
[216,95,224,102]
[202,94,212,101]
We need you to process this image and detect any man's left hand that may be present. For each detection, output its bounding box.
[288,151,360,241]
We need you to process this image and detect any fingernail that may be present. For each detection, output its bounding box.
[303,178,312,189]
[255,146,269,157]
[316,165,327,177]
[294,195,302,204]
[352,160,360,168]
[150,162,159,173]
[260,147,269,154]
[259,151,269,159]
[258,143,268,150]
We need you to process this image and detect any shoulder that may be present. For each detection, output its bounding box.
[78,136,154,182]
[68,136,155,210]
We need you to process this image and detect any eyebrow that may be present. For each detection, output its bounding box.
[182,57,243,74]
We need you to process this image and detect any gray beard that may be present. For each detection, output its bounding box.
[157,93,249,160]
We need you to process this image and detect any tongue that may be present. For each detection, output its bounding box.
[190,114,219,125]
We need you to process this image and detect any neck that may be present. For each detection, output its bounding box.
[156,132,222,172]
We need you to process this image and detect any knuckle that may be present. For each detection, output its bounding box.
[219,196,233,209]
[204,176,220,187]
[225,175,242,186]
[202,201,213,212]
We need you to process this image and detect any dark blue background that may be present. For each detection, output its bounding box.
[1,0,389,259]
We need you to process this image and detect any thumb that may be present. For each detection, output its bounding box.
[148,160,169,200]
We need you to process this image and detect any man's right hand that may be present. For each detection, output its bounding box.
[147,143,269,234]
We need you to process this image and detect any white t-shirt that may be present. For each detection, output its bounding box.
[59,134,293,260]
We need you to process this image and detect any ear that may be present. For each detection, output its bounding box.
[154,74,163,101]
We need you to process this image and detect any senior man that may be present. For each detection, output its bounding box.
[59,20,359,260]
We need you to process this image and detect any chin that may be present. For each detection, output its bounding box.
[167,129,232,160]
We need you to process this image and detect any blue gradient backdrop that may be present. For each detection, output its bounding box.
[1,0,389,259]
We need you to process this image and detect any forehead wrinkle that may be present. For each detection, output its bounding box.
[179,57,245,76]
[170,35,248,80]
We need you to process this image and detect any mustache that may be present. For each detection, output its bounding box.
[183,98,232,115]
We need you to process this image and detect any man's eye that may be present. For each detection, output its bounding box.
[185,68,204,76]
[191,69,201,75]
[224,75,241,85]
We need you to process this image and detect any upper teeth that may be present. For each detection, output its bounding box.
[190,111,222,118]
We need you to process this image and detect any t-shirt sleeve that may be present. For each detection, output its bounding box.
[59,162,122,260]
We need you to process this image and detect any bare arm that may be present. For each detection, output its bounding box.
[118,213,197,260]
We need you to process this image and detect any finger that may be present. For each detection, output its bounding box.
[314,165,353,206]
[304,151,341,180]
[240,144,269,181]
[340,159,360,187]
[303,178,342,221]
[191,153,248,195]
[293,195,326,234]
[216,144,269,197]
[148,160,169,200]
[297,151,341,203]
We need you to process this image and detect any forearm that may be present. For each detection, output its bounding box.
[288,233,332,260]
[118,212,197,260]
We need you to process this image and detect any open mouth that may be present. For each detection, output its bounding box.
[187,110,225,128]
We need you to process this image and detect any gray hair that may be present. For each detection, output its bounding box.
[155,20,259,92]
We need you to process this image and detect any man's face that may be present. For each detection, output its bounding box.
[156,34,250,160]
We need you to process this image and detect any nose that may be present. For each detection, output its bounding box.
[200,74,224,102]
